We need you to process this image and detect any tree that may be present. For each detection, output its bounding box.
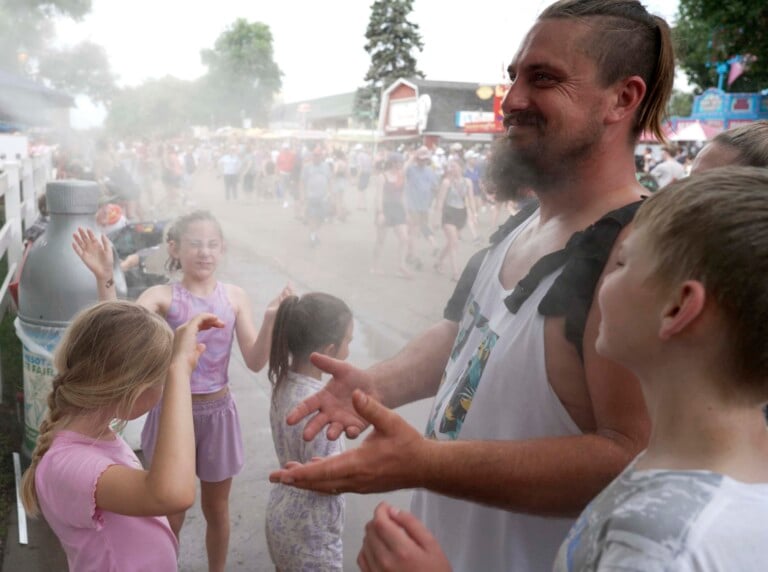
[0,0,117,105]
[674,0,768,92]
[667,89,694,117]
[355,0,425,123]
[105,76,199,138]
[37,41,116,104]
[200,18,282,127]
[0,0,92,70]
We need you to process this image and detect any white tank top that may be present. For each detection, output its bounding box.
[413,211,582,572]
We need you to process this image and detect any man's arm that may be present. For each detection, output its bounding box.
[369,319,457,409]
[275,234,650,515]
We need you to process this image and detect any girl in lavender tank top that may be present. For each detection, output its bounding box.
[266,292,354,571]
[73,211,291,572]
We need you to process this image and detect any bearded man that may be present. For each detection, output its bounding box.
[271,2,676,570]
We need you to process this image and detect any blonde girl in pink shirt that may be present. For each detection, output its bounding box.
[21,301,222,572]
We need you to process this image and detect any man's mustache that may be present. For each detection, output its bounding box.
[503,112,544,129]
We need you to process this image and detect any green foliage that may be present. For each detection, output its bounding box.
[199,18,282,126]
[0,0,116,105]
[37,41,117,104]
[674,0,768,92]
[355,0,424,121]
[0,304,24,555]
[105,19,282,135]
[0,0,92,70]
[668,90,694,117]
[105,76,203,138]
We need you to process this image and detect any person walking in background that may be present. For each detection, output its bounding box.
[73,211,291,572]
[404,146,439,271]
[353,143,373,211]
[434,158,476,281]
[371,153,411,278]
[276,142,295,207]
[21,301,222,572]
[650,145,685,189]
[332,149,350,221]
[266,292,354,572]
[218,147,241,201]
[301,145,333,246]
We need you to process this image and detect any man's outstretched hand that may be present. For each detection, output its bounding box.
[286,353,377,441]
[272,390,432,494]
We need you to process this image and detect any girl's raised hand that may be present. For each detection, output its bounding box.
[72,227,114,280]
[265,283,295,318]
[172,313,225,374]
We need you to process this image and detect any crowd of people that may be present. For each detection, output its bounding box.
[16,0,768,571]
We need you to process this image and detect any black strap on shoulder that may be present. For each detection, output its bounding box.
[443,198,540,322]
[538,200,643,360]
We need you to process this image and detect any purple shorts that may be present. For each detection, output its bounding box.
[140,391,244,483]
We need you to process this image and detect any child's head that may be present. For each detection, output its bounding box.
[165,210,224,275]
[21,300,173,516]
[598,166,768,398]
[692,121,768,174]
[268,293,353,386]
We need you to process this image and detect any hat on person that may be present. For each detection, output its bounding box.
[354,143,363,150]
[450,142,463,152]
[435,147,445,155]
[416,146,431,160]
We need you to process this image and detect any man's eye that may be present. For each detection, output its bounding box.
[533,73,554,82]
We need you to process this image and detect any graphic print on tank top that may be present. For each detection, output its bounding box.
[425,295,499,440]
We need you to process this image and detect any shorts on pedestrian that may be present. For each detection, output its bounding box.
[357,172,371,192]
[442,205,467,230]
[306,197,327,222]
[383,201,406,227]
[140,390,244,482]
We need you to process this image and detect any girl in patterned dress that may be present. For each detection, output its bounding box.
[266,292,354,571]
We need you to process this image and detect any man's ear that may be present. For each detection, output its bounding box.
[658,280,706,340]
[605,75,647,126]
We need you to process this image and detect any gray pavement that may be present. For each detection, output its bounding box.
[2,168,489,571]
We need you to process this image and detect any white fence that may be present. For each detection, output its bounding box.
[0,155,50,402]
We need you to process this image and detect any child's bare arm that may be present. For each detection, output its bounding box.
[231,283,294,373]
[95,314,223,516]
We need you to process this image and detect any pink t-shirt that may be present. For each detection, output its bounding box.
[36,430,178,572]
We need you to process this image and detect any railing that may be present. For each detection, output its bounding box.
[0,154,51,402]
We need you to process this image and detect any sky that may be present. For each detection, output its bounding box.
[55,0,681,128]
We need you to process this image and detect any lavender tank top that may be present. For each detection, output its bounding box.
[165,282,236,394]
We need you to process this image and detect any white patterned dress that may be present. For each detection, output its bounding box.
[266,371,345,571]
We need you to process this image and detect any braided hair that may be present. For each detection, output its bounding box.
[20,301,173,517]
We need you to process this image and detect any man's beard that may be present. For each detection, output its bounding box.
[485,113,604,201]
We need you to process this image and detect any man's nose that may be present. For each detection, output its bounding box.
[501,81,529,115]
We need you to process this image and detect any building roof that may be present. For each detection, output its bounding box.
[387,77,495,134]
[0,69,74,106]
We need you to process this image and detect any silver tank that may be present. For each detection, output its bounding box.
[18,179,126,326]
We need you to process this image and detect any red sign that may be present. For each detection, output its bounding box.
[462,85,507,133]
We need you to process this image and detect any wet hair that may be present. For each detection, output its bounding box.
[21,301,174,517]
[633,167,768,393]
[540,0,675,143]
[711,120,768,168]
[165,210,224,272]
[268,293,352,391]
